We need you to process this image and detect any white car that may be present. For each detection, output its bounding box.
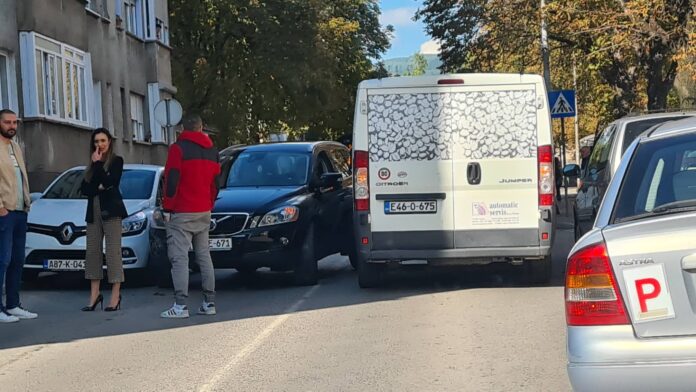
[351,73,555,287]
[23,164,165,283]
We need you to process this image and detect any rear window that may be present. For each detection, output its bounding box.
[622,116,690,153]
[612,133,696,222]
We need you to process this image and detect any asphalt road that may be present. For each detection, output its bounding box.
[0,216,575,392]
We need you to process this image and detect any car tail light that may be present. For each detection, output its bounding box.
[538,145,554,207]
[354,150,369,211]
[565,242,629,326]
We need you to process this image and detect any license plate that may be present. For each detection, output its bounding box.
[384,200,437,214]
[209,238,232,250]
[44,259,85,271]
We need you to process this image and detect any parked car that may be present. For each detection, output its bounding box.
[566,116,696,391]
[152,141,356,287]
[563,111,696,241]
[23,164,164,283]
[351,73,556,288]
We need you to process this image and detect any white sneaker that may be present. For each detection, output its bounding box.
[0,311,19,323]
[6,306,37,319]
[160,304,189,319]
[197,302,216,315]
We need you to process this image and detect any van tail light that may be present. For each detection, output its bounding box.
[354,150,370,211]
[565,242,629,326]
[538,145,554,207]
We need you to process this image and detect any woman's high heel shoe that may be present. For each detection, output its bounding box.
[82,294,103,311]
[104,295,122,312]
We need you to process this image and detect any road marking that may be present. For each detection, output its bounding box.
[198,284,321,392]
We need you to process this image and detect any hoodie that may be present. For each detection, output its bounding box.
[163,130,221,213]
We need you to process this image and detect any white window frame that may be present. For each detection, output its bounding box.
[130,93,146,142]
[19,32,92,126]
[0,51,19,112]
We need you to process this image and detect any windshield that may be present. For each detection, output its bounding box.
[612,133,696,223]
[226,151,310,187]
[621,116,690,154]
[43,169,156,200]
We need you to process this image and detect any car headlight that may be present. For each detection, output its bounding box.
[255,206,299,228]
[122,211,147,234]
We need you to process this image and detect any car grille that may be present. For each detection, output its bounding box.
[26,250,88,266]
[28,223,87,245]
[210,213,248,236]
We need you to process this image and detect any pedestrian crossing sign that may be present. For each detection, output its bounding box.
[548,90,576,118]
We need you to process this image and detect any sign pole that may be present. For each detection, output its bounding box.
[165,98,172,143]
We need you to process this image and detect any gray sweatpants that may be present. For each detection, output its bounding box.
[166,212,215,306]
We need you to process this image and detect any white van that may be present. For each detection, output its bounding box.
[351,74,555,287]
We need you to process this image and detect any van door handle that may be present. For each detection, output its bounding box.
[467,162,481,185]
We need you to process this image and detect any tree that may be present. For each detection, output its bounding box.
[417,0,694,123]
[169,0,393,144]
[405,52,429,76]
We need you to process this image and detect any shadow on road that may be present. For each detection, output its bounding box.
[1,205,576,351]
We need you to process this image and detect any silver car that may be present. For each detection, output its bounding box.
[566,116,696,391]
[23,164,164,283]
[565,111,696,240]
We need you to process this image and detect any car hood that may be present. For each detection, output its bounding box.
[28,199,151,226]
[214,186,306,213]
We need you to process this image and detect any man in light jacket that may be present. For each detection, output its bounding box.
[0,109,37,323]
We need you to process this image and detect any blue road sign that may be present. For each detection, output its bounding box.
[548,90,576,118]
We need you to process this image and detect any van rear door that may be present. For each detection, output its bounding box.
[449,84,542,249]
[367,87,455,251]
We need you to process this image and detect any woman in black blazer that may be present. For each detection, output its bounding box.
[80,128,128,312]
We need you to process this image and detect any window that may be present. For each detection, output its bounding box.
[86,0,110,19]
[20,32,92,125]
[156,18,170,45]
[612,134,696,223]
[329,148,351,177]
[587,125,616,175]
[227,151,310,187]
[44,169,155,200]
[92,81,103,128]
[0,52,11,110]
[622,116,690,153]
[130,93,145,142]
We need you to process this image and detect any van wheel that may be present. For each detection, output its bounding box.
[347,230,358,270]
[526,256,552,284]
[293,224,318,286]
[358,259,384,288]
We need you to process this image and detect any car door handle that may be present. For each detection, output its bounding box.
[467,162,481,185]
[681,253,696,270]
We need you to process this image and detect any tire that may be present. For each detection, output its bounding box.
[358,259,385,288]
[293,224,318,286]
[526,256,552,285]
[22,269,39,283]
[347,230,358,270]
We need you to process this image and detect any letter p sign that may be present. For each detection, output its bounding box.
[623,264,675,322]
[635,278,661,313]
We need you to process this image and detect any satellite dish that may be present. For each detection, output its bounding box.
[154,98,183,127]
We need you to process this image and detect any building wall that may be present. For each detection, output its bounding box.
[12,0,174,192]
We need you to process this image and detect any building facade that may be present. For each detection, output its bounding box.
[0,0,175,190]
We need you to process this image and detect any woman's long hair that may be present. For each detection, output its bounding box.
[84,128,116,183]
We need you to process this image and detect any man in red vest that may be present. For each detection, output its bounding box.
[160,114,220,319]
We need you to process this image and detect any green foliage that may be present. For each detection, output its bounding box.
[416,0,695,141]
[169,0,393,145]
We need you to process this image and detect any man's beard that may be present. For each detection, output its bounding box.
[0,128,16,139]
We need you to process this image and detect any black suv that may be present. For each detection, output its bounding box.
[151,142,356,286]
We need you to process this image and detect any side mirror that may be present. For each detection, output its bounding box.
[320,172,343,189]
[30,192,42,202]
[563,164,580,178]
